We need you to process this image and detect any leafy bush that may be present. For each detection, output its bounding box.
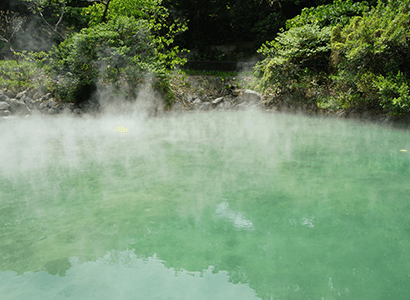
[286,0,369,29]
[331,0,410,114]
[41,16,172,104]
[374,72,410,114]
[255,0,369,103]
[0,59,45,92]
[83,0,187,70]
[255,24,332,94]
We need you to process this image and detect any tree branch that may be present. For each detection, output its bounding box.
[54,0,66,32]
[101,0,112,23]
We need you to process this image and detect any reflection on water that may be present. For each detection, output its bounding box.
[1,111,410,299]
[215,199,254,230]
[0,252,258,300]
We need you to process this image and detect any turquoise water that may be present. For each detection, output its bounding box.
[1,111,410,299]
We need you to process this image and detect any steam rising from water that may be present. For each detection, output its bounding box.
[1,95,410,299]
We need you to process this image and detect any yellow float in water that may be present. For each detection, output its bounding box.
[114,126,129,135]
[400,149,407,152]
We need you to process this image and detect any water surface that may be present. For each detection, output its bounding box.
[1,111,410,299]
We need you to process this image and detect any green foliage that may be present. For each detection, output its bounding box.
[374,72,410,115]
[256,0,410,116]
[287,0,369,29]
[83,0,188,70]
[0,59,44,92]
[83,0,161,26]
[255,24,332,93]
[331,0,410,114]
[42,16,169,103]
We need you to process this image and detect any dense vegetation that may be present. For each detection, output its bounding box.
[1,0,409,116]
[256,0,410,115]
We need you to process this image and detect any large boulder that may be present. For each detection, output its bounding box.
[5,90,16,98]
[0,101,10,111]
[0,92,11,104]
[0,110,11,117]
[236,89,261,105]
[9,99,31,115]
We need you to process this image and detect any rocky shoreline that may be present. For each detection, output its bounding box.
[1,76,409,129]
[0,89,100,117]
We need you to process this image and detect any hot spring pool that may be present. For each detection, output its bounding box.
[0,110,409,299]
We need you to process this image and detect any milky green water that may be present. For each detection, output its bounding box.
[0,111,410,299]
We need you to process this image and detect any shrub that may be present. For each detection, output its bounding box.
[287,0,369,29]
[331,0,410,114]
[255,0,369,104]
[0,59,45,92]
[255,24,332,94]
[42,16,170,104]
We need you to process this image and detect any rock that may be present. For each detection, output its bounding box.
[41,93,52,101]
[73,108,81,114]
[218,101,232,110]
[192,98,202,109]
[212,97,224,105]
[32,91,45,100]
[27,90,36,98]
[0,93,11,104]
[231,89,241,97]
[236,89,261,105]
[0,101,10,111]
[199,102,212,111]
[5,91,16,98]
[233,103,250,111]
[47,108,58,115]
[24,98,36,110]
[58,103,74,113]
[0,110,11,117]
[48,99,57,108]
[187,94,195,102]
[9,99,31,115]
[16,91,26,100]
[39,102,48,110]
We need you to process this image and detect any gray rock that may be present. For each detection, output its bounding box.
[192,98,202,109]
[0,101,10,111]
[48,99,57,108]
[231,89,241,97]
[9,99,31,115]
[24,98,36,110]
[42,93,52,101]
[187,94,195,102]
[27,90,36,98]
[58,103,74,114]
[212,97,224,105]
[233,103,251,111]
[73,108,81,114]
[32,99,41,109]
[236,89,261,105]
[199,102,212,111]
[16,91,26,100]
[5,91,16,98]
[0,93,11,104]
[39,102,48,110]
[0,110,11,117]
[33,91,45,100]
[47,108,58,115]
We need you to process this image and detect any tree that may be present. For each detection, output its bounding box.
[0,10,26,62]
[21,0,67,40]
